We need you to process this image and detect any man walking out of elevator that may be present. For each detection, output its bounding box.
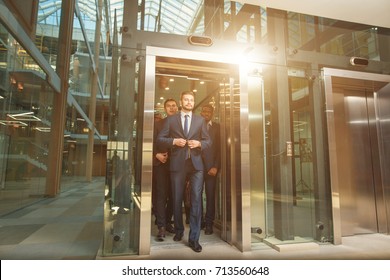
[157,91,211,252]
[153,98,178,241]
[200,104,220,235]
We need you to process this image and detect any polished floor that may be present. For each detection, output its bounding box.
[1,177,390,260]
[0,178,104,260]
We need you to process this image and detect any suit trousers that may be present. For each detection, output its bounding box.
[204,172,217,226]
[171,159,204,242]
[153,163,173,228]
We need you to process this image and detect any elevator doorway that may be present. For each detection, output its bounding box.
[151,56,236,247]
[323,68,390,244]
[140,47,258,254]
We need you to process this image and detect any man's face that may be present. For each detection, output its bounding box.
[181,94,194,112]
[201,106,213,122]
[164,100,178,116]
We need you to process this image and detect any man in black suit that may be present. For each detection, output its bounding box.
[200,104,220,235]
[153,98,178,241]
[157,91,211,252]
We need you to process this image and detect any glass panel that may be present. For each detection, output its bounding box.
[0,23,53,215]
[101,46,141,256]
[218,73,238,244]
[287,11,381,60]
[262,66,333,245]
[137,1,267,43]
[139,0,203,34]
[290,76,316,241]
[288,13,316,50]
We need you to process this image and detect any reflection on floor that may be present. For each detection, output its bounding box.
[0,176,97,216]
[0,178,104,260]
[1,177,390,260]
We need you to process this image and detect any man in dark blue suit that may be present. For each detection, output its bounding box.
[157,91,211,253]
[152,98,178,241]
[200,104,220,235]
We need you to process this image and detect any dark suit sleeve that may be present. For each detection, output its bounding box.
[153,119,167,165]
[213,123,221,169]
[202,122,220,171]
[157,115,174,151]
[200,118,211,151]
[153,120,159,165]
[153,120,161,151]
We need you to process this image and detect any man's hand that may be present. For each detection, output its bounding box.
[208,167,218,176]
[173,138,187,147]
[187,140,201,149]
[156,152,168,163]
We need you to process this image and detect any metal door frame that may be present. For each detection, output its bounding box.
[140,46,253,254]
[323,67,390,245]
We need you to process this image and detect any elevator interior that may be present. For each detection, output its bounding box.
[153,55,233,232]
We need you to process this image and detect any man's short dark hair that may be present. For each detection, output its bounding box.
[180,91,195,99]
[201,104,214,111]
[164,98,177,107]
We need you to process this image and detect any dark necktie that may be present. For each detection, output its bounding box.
[184,115,190,159]
[184,114,189,137]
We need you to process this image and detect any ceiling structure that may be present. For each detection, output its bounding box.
[241,0,390,29]
[37,0,388,45]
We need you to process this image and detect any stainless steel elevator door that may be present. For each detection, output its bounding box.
[333,85,378,236]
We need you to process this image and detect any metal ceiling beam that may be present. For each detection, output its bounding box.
[299,20,373,51]
[224,3,260,40]
[0,0,61,93]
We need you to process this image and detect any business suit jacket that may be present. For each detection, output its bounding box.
[157,112,211,171]
[202,121,221,172]
[153,118,168,167]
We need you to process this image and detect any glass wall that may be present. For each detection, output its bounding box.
[39,0,111,221]
[0,0,111,215]
[288,12,382,60]
[0,23,53,215]
[137,0,267,43]
[37,0,110,183]
[101,40,143,255]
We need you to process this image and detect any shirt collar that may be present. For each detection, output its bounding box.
[182,111,192,118]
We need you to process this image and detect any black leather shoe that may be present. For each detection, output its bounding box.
[173,232,183,241]
[204,225,213,235]
[166,223,175,234]
[188,240,202,253]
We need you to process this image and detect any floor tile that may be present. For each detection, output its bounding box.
[0,224,44,245]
